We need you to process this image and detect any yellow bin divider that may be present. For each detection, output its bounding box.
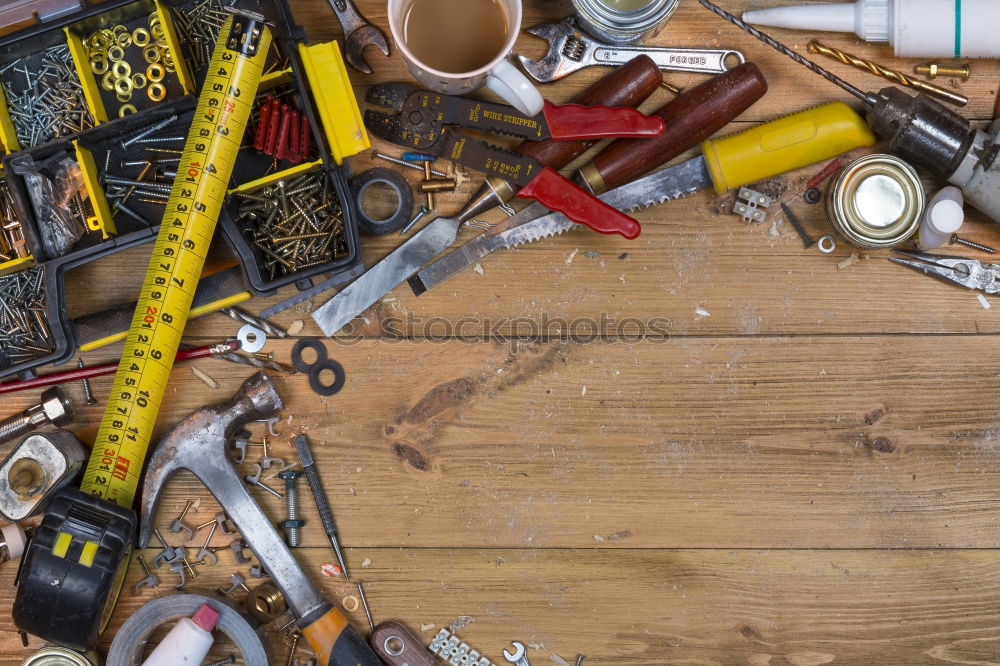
[64,26,109,124]
[228,158,323,196]
[297,41,368,164]
[73,140,116,238]
[0,84,21,154]
[0,256,33,277]
[154,0,194,95]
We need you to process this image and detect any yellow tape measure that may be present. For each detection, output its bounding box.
[83,12,272,506]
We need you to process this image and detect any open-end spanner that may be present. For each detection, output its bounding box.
[325,0,389,74]
[518,16,744,83]
[503,641,530,666]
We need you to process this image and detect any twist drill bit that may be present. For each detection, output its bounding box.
[808,41,968,107]
[215,351,298,374]
[697,0,875,105]
[220,306,289,338]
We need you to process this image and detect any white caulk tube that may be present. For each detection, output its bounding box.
[141,603,219,666]
[916,187,964,250]
[742,0,1000,58]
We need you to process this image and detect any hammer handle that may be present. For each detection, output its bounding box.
[517,54,662,168]
[577,62,768,193]
[302,608,383,666]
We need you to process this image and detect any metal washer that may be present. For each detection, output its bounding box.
[237,324,267,353]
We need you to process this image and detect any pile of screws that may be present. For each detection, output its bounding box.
[102,114,181,226]
[232,172,347,280]
[174,0,287,75]
[0,182,29,263]
[172,0,227,72]
[2,44,94,148]
[0,266,53,369]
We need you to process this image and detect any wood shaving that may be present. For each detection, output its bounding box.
[287,320,304,336]
[473,263,484,275]
[449,616,476,632]
[420,623,436,632]
[836,253,860,270]
[191,365,219,389]
[361,557,372,568]
[550,657,572,666]
[565,248,579,264]
[978,294,991,310]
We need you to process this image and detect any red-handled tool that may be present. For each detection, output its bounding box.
[539,100,664,139]
[364,83,663,238]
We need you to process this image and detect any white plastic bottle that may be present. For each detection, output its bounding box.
[916,187,964,250]
[141,603,219,665]
[742,0,1000,58]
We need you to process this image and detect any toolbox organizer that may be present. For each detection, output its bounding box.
[0,0,368,381]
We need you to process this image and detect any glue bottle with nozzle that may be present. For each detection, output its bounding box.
[742,0,1000,58]
[141,603,219,666]
[916,187,965,251]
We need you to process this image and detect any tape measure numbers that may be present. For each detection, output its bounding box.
[84,13,272,506]
[12,13,273,650]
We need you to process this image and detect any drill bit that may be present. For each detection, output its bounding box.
[215,351,298,374]
[220,306,289,338]
[697,0,875,106]
[808,41,968,107]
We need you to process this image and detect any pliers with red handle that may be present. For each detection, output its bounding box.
[364,83,666,239]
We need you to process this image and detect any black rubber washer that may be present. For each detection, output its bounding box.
[804,187,822,205]
[291,338,328,373]
[350,167,413,235]
[309,359,346,396]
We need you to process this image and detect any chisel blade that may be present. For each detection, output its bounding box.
[311,217,461,336]
[409,155,712,294]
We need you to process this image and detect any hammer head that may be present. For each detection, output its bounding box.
[139,372,282,549]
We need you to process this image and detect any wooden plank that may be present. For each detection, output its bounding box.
[4,336,999,550]
[6,548,1000,665]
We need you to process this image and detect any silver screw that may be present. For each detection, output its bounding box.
[371,150,448,178]
[279,470,303,547]
[205,655,237,666]
[951,233,998,254]
[400,205,430,236]
[76,359,96,405]
[122,114,179,148]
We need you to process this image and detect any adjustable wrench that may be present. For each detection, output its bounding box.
[518,17,744,83]
[325,0,389,74]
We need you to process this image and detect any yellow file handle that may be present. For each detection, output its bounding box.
[702,102,877,194]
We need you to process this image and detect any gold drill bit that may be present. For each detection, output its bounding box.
[807,40,968,107]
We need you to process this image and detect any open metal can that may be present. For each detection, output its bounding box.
[571,0,680,45]
[20,648,98,666]
[826,154,925,249]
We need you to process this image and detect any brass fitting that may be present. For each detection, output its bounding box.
[914,63,970,81]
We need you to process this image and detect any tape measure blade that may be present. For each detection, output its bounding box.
[85,14,272,506]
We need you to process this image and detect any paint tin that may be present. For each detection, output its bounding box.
[826,154,925,249]
[21,648,97,666]
[571,0,680,45]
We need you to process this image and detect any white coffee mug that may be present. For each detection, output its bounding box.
[387,0,544,116]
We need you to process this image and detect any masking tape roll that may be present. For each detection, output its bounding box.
[105,591,269,666]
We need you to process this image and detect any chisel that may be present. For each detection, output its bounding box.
[409,101,877,295]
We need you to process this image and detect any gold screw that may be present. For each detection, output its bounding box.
[914,63,971,81]
[660,80,683,95]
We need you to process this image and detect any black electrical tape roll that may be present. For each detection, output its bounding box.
[105,591,269,665]
[351,167,413,235]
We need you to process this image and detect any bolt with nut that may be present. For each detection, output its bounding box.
[278,470,304,547]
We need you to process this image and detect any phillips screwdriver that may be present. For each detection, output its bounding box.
[698,0,1000,226]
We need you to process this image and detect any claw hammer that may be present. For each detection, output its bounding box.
[139,372,381,665]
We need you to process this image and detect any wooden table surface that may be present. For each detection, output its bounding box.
[4,0,1000,664]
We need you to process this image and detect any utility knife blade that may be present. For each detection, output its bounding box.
[408,156,712,295]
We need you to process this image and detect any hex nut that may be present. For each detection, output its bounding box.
[39,387,73,426]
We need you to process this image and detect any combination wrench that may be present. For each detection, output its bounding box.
[325,0,390,74]
[518,16,744,83]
